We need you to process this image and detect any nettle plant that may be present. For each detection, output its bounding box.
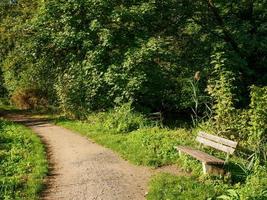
[249,86,267,162]
[206,52,236,135]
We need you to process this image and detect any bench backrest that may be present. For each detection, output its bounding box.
[196,131,238,155]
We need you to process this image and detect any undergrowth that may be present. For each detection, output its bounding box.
[0,119,47,200]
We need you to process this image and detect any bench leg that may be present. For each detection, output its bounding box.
[202,163,225,176]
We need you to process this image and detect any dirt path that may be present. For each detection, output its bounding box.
[4,114,184,200]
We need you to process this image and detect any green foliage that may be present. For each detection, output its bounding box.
[0,119,47,200]
[1,0,266,115]
[100,103,149,134]
[0,0,54,104]
[125,128,192,166]
[81,103,150,133]
[176,152,203,176]
[237,165,267,199]
[217,189,240,200]
[147,173,225,200]
[0,69,7,97]
[218,165,267,200]
[146,161,267,200]
[0,98,9,106]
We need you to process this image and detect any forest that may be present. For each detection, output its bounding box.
[0,0,267,199]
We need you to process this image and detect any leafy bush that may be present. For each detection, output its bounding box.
[0,119,47,199]
[0,69,7,98]
[102,103,149,133]
[78,103,150,133]
[148,166,267,200]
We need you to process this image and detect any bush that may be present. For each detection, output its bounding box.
[85,103,150,134]
[102,103,150,133]
[10,88,48,110]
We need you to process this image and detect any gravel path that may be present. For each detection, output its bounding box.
[4,114,184,200]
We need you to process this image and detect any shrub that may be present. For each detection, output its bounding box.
[85,103,150,134]
[10,88,48,110]
[102,103,149,133]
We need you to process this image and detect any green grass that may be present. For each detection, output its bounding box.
[0,119,48,200]
[147,173,226,200]
[147,169,267,200]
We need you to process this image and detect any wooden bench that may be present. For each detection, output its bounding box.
[148,112,163,121]
[175,131,238,175]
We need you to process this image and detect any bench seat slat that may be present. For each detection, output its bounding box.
[196,136,235,154]
[176,146,224,165]
[198,131,237,148]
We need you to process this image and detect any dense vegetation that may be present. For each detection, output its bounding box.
[0,0,266,199]
[1,0,266,115]
[0,119,47,200]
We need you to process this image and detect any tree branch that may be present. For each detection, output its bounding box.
[206,0,242,56]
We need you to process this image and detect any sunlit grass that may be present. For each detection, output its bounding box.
[0,119,48,200]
